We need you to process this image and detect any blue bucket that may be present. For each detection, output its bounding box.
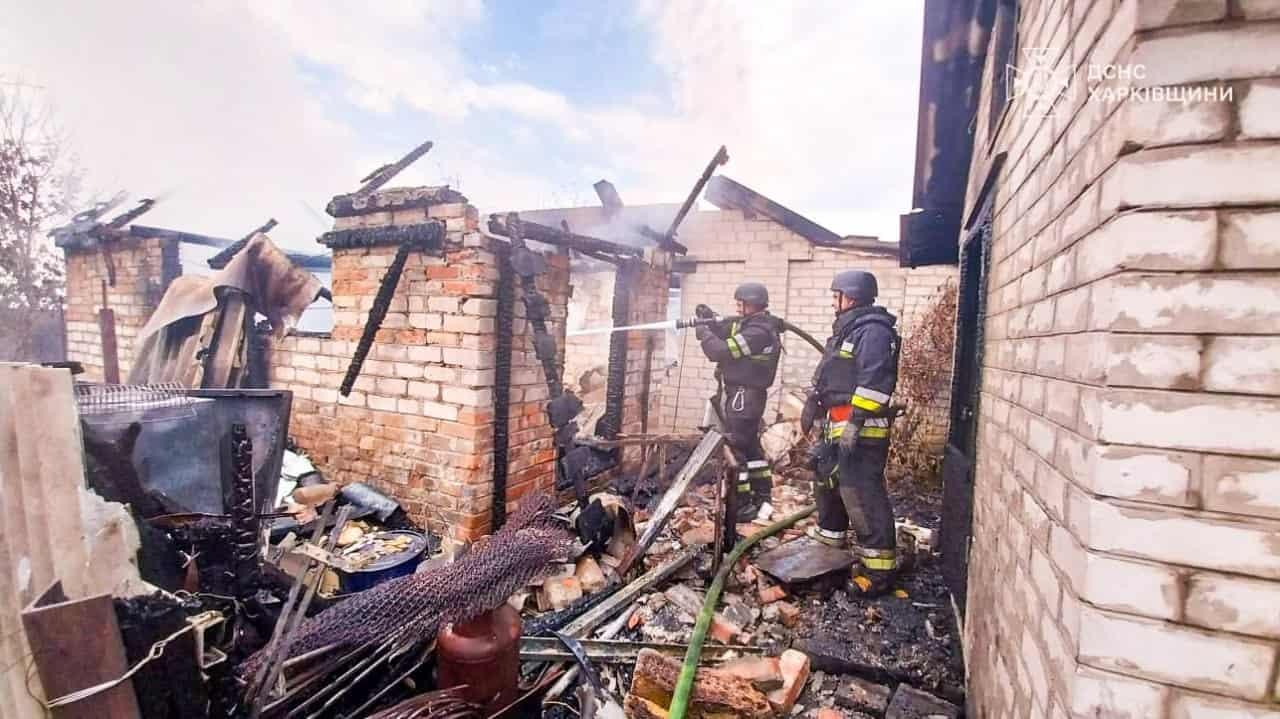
[338,530,428,594]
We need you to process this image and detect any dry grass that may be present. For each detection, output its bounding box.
[889,282,957,484]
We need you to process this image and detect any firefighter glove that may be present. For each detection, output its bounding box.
[694,303,717,320]
[800,393,820,435]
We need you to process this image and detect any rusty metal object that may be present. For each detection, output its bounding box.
[753,538,856,584]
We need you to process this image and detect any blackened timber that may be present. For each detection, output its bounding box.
[339,241,416,396]
[636,223,687,255]
[596,259,632,440]
[593,180,624,219]
[492,243,516,530]
[326,185,466,219]
[318,222,445,250]
[488,214,642,258]
[208,218,279,269]
[663,145,728,252]
[325,140,437,216]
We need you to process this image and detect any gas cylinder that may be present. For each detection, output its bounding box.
[436,603,521,711]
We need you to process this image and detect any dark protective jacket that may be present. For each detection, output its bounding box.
[811,306,900,441]
[698,312,782,390]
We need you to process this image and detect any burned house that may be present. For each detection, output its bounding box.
[905,1,1280,716]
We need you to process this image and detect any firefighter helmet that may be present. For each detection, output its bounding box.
[733,282,769,308]
[830,270,878,304]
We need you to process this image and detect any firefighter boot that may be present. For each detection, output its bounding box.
[848,550,898,598]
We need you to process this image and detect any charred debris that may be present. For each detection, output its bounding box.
[6,141,962,719]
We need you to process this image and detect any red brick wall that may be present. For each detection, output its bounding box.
[269,199,569,540]
[63,237,180,381]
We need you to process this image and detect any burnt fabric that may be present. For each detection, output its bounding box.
[128,233,324,387]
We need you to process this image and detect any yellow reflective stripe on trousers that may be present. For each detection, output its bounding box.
[851,395,882,412]
[861,556,897,570]
[825,421,847,439]
[858,426,890,438]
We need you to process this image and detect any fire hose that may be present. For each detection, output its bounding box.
[674,314,825,354]
[668,505,815,719]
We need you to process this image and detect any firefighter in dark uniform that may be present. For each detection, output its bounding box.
[801,270,901,597]
[695,282,782,522]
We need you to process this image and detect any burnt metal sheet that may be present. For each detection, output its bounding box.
[754,538,856,584]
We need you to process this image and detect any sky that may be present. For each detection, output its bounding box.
[2,1,925,255]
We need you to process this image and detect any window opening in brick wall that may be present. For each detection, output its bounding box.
[939,190,993,617]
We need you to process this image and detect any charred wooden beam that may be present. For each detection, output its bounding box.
[488,214,642,258]
[208,218,279,269]
[593,180,624,219]
[326,185,466,219]
[325,140,435,217]
[318,222,445,251]
[662,145,729,250]
[636,223,688,255]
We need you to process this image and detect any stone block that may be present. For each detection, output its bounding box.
[1102,145,1280,213]
[1185,572,1280,639]
[1203,455,1280,520]
[1090,444,1199,507]
[1201,336,1280,395]
[1084,498,1280,580]
[1070,665,1169,719]
[421,401,460,422]
[885,684,959,719]
[1078,605,1277,700]
[1170,690,1280,717]
[1101,273,1280,334]
[1130,22,1280,86]
[835,676,891,714]
[1083,553,1182,621]
[1099,388,1280,458]
[1241,0,1280,17]
[1105,334,1202,389]
[1220,209,1280,269]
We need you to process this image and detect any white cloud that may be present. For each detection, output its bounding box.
[2,1,923,252]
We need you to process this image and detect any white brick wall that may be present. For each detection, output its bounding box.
[959,2,1280,717]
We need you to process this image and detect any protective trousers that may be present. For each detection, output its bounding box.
[720,385,772,504]
[814,438,895,564]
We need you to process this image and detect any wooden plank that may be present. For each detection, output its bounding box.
[561,546,698,638]
[11,367,91,597]
[21,583,140,719]
[0,365,55,599]
[0,363,44,718]
[617,429,723,575]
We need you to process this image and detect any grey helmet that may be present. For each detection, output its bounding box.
[733,282,769,308]
[830,270,878,304]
